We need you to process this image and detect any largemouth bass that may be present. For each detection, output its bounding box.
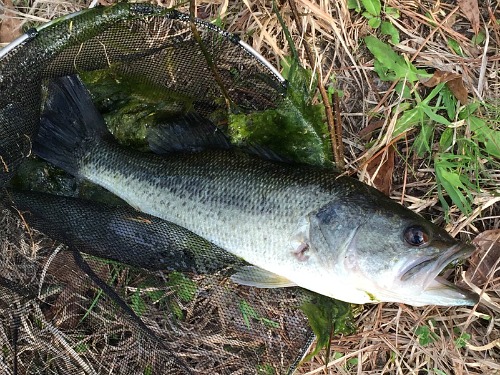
[33,76,478,306]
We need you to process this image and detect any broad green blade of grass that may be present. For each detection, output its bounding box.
[365,36,425,82]
[467,116,500,158]
[435,158,474,215]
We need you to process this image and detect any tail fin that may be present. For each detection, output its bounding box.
[33,75,110,176]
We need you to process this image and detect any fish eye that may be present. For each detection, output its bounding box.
[403,225,429,247]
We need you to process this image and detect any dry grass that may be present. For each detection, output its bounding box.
[1,0,499,374]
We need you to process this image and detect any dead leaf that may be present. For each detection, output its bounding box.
[446,77,469,104]
[365,146,395,196]
[358,120,385,140]
[465,229,500,287]
[0,0,22,43]
[443,13,458,30]
[421,70,469,104]
[457,0,480,34]
[421,70,461,87]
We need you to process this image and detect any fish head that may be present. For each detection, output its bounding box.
[308,186,478,306]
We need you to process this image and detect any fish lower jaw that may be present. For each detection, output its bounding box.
[419,277,479,306]
[369,277,479,307]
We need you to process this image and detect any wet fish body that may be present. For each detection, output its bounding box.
[34,76,478,306]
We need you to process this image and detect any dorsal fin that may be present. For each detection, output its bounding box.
[146,112,293,163]
[146,112,232,154]
[244,143,293,164]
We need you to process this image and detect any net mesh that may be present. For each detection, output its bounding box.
[0,3,315,374]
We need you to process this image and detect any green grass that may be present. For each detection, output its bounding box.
[364,35,500,218]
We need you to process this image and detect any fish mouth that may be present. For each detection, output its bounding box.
[400,243,479,306]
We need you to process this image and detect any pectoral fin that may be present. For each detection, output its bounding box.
[230,266,297,288]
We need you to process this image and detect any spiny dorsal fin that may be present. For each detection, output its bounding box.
[147,112,293,163]
[146,112,231,154]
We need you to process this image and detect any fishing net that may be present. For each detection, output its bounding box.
[0,3,330,374]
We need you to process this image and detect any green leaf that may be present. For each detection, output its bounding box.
[485,136,500,158]
[362,11,374,19]
[75,342,89,353]
[169,300,184,320]
[441,86,457,119]
[279,56,292,80]
[239,300,280,329]
[146,289,165,303]
[425,12,437,27]
[385,7,400,19]
[439,127,454,151]
[347,357,359,367]
[435,162,473,214]
[347,0,362,12]
[468,116,500,158]
[166,272,197,302]
[380,21,400,44]
[240,300,256,329]
[256,364,276,375]
[361,0,381,16]
[395,82,411,99]
[364,36,421,82]
[454,332,471,349]
[415,325,439,346]
[447,38,464,56]
[467,116,487,141]
[130,290,146,316]
[373,59,395,81]
[459,102,481,118]
[368,17,381,28]
[211,15,224,28]
[421,83,446,104]
[332,352,343,360]
[414,123,433,157]
[393,107,424,136]
[422,105,451,126]
[471,30,486,45]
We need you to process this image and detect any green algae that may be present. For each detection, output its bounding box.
[300,294,356,364]
[80,69,194,150]
[229,60,332,166]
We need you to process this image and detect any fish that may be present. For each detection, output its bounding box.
[4,189,243,273]
[33,75,479,306]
